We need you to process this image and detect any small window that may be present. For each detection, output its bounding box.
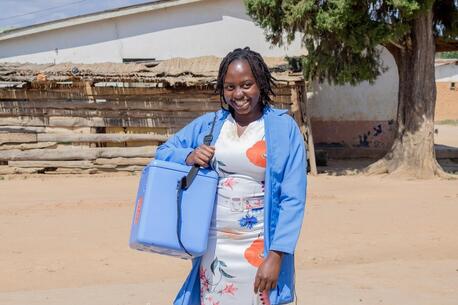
[450,82,456,91]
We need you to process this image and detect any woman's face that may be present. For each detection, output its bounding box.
[223,59,262,117]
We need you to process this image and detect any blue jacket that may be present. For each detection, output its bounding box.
[156,106,307,305]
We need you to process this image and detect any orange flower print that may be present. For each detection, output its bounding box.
[246,140,266,168]
[244,238,264,267]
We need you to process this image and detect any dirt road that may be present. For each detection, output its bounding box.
[0,172,457,305]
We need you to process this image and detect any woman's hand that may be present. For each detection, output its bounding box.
[185,144,215,168]
[254,250,283,294]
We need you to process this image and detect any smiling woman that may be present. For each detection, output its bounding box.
[155,47,308,305]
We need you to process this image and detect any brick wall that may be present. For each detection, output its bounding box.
[435,82,458,121]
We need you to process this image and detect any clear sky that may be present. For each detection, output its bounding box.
[0,0,156,30]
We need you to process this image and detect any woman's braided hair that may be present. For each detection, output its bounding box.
[216,47,276,112]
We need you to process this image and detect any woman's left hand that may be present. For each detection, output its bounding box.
[253,250,283,294]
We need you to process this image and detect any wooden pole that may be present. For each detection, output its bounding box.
[0,142,57,151]
[0,146,157,161]
[302,85,318,175]
[37,133,169,143]
[0,116,192,128]
[8,160,94,168]
[0,133,37,144]
[291,82,317,175]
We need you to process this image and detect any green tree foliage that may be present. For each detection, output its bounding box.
[245,0,458,85]
[438,51,458,58]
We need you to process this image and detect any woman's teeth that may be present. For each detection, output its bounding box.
[235,100,249,107]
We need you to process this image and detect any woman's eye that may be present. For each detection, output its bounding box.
[224,85,234,90]
[243,83,252,89]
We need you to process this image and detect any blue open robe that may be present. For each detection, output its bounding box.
[156,106,307,305]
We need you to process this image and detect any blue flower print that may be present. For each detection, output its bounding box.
[239,215,258,229]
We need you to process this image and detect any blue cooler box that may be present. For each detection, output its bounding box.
[129,160,218,259]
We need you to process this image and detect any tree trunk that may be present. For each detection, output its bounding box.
[366,9,454,178]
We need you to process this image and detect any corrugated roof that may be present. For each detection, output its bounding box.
[0,56,303,86]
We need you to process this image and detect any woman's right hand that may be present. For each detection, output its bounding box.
[185,144,215,168]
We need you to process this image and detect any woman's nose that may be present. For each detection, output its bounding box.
[234,87,244,100]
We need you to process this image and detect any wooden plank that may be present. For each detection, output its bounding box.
[0,132,37,144]
[0,88,215,100]
[0,166,43,174]
[0,108,209,121]
[1,148,97,161]
[0,142,57,151]
[94,157,150,166]
[29,81,87,89]
[8,160,94,168]
[0,166,16,175]
[0,146,157,161]
[98,147,156,158]
[37,133,169,143]
[0,126,46,133]
[0,116,195,128]
[50,168,98,174]
[115,165,144,172]
[0,89,86,100]
[91,86,215,96]
[0,100,221,111]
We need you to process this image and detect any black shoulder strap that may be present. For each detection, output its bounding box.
[179,113,217,190]
[176,112,218,257]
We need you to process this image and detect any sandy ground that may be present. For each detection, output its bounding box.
[0,124,456,305]
[0,170,457,305]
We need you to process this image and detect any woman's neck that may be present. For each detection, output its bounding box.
[233,105,263,126]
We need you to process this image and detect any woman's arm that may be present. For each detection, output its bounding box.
[155,113,214,165]
[254,117,307,293]
[269,117,307,254]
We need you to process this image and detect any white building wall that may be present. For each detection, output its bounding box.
[0,0,303,64]
[309,48,398,121]
[436,63,458,82]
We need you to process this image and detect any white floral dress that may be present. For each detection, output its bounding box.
[200,114,269,305]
